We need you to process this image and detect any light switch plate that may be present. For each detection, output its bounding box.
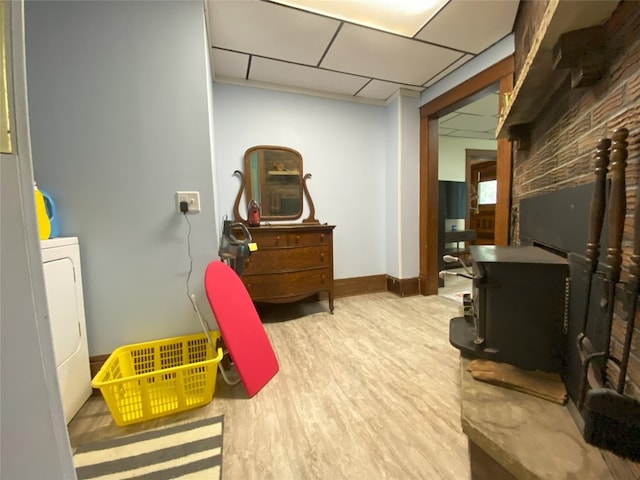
[176,191,201,213]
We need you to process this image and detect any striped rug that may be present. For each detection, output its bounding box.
[74,415,223,480]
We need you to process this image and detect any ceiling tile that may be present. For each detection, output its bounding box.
[415,0,519,54]
[440,113,497,132]
[440,112,460,123]
[457,93,499,116]
[356,80,422,101]
[211,49,249,79]
[445,130,497,140]
[423,54,473,87]
[205,0,519,102]
[250,57,369,96]
[208,1,339,65]
[321,23,462,86]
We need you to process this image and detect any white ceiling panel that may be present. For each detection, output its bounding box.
[250,57,369,96]
[440,112,497,132]
[440,112,460,123]
[356,80,422,101]
[446,130,497,140]
[423,53,473,87]
[206,0,520,102]
[208,1,339,65]
[439,92,499,140]
[415,0,519,54]
[458,93,499,116]
[321,23,463,85]
[211,49,249,79]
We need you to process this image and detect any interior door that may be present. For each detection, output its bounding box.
[469,160,497,245]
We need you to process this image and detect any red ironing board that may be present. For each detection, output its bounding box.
[204,261,279,397]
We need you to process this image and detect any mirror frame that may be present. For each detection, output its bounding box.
[246,145,303,221]
[233,145,318,224]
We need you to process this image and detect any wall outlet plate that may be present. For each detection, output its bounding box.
[176,191,201,213]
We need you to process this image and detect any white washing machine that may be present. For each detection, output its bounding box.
[41,237,92,424]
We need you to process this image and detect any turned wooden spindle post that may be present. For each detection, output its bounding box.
[617,133,639,392]
[585,138,612,269]
[605,128,629,284]
[602,127,629,384]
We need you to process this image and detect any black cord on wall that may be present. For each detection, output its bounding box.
[182,210,195,311]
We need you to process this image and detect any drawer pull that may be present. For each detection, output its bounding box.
[276,235,281,244]
[320,234,325,242]
[320,253,325,261]
[296,235,300,243]
[321,275,326,284]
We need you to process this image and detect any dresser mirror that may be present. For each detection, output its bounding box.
[233,145,318,223]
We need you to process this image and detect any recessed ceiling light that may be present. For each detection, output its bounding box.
[273,0,448,37]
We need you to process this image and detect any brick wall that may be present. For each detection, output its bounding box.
[513,0,549,81]
[512,2,640,477]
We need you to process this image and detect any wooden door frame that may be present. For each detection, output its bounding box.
[419,56,514,295]
[465,149,497,231]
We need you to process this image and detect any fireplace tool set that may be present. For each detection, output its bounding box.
[446,127,640,460]
[572,128,640,460]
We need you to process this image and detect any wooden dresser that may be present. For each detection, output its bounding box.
[239,224,335,312]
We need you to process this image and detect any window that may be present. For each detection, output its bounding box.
[478,180,497,205]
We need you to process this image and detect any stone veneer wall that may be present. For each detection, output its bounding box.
[513,0,549,80]
[512,1,640,477]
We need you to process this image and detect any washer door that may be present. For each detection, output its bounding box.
[42,257,81,367]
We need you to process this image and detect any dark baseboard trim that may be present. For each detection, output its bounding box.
[89,354,110,395]
[386,275,420,297]
[334,274,387,298]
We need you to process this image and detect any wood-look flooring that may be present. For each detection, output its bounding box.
[68,276,472,479]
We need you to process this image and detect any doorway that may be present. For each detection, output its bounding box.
[419,56,514,295]
[467,150,498,245]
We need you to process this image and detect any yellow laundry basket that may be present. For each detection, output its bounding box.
[92,331,223,426]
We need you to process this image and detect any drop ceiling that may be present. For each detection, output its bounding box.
[439,90,500,140]
[205,0,519,104]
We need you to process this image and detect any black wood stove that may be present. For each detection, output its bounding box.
[449,245,569,372]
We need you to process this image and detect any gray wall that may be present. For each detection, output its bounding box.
[1,1,75,477]
[211,83,389,280]
[25,0,218,354]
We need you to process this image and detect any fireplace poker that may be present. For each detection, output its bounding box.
[583,127,640,460]
[575,137,611,409]
[615,227,639,395]
[615,219,640,395]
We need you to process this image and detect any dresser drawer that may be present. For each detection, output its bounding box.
[243,268,332,300]
[287,230,331,246]
[244,245,330,273]
[236,224,335,312]
[250,231,286,248]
